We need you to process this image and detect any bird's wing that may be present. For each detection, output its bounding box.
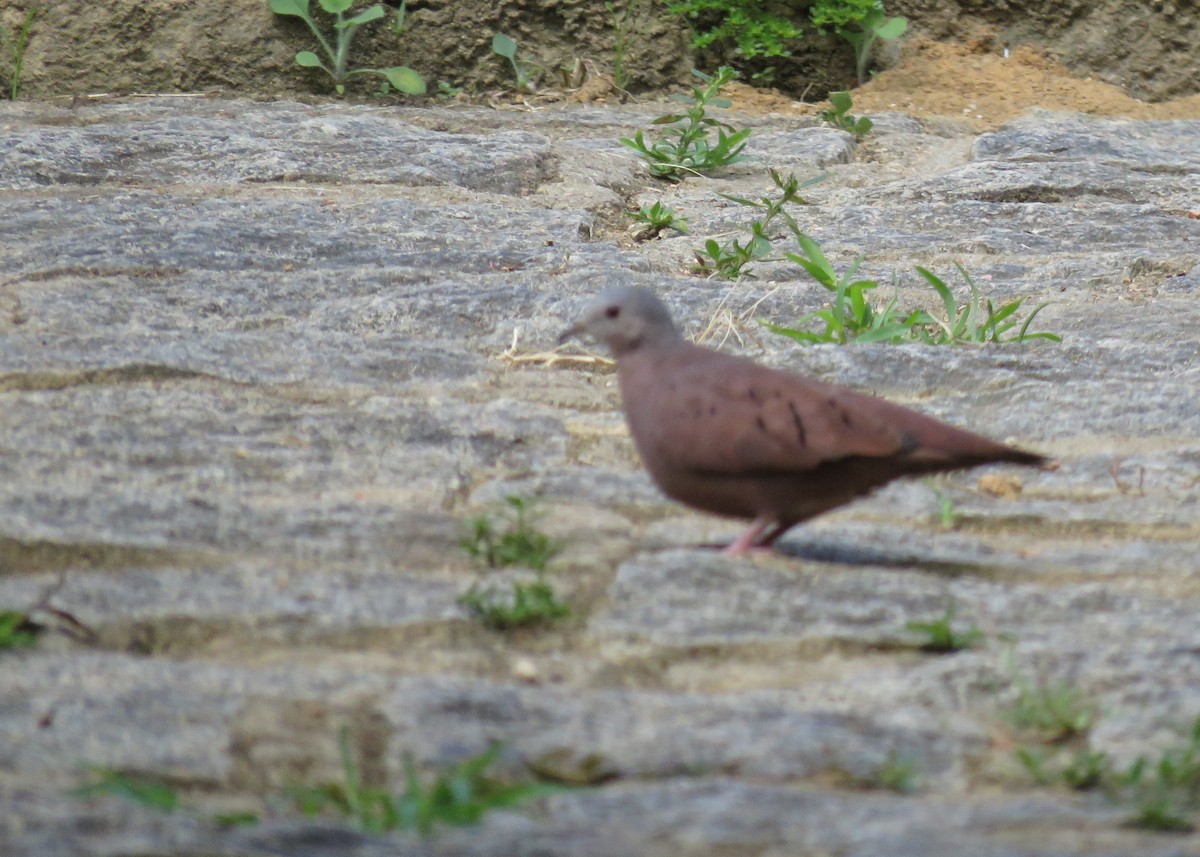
[629,347,916,477]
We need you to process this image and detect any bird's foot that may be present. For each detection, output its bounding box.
[721,517,775,557]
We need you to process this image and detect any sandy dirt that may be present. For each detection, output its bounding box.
[724,38,1200,130]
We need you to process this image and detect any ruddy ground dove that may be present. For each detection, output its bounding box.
[559,286,1046,556]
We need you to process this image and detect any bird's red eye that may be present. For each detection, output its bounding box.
[605,305,620,319]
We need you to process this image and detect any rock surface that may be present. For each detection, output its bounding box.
[0,97,1198,854]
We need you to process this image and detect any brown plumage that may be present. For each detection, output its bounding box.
[559,286,1047,556]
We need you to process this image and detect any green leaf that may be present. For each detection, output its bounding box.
[874,16,908,39]
[318,0,355,13]
[269,0,311,18]
[491,32,517,60]
[295,51,324,68]
[344,5,385,26]
[72,769,180,812]
[382,66,426,94]
[828,90,852,112]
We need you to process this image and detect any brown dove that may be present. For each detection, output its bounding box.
[559,286,1047,556]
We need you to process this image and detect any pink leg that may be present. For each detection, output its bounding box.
[722,516,775,557]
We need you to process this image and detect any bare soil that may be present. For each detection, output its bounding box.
[725,38,1200,130]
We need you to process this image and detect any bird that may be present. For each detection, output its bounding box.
[558,286,1047,557]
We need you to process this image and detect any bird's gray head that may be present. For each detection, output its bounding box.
[558,286,683,357]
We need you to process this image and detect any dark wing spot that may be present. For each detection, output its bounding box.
[787,402,807,447]
[755,416,768,433]
[898,430,920,453]
[605,305,620,319]
[747,388,759,402]
[840,410,853,428]
[709,405,717,416]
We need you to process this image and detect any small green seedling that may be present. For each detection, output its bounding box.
[693,169,824,279]
[459,578,571,631]
[459,496,568,630]
[1016,745,1111,791]
[1,7,36,101]
[820,90,873,139]
[492,32,540,92]
[620,67,750,182]
[810,0,907,83]
[629,201,688,236]
[71,767,180,811]
[0,608,39,651]
[269,0,425,96]
[913,265,1061,344]
[460,495,559,573]
[906,606,983,653]
[1119,716,1200,832]
[293,729,557,835]
[928,485,959,529]
[758,229,1061,346]
[1005,678,1095,743]
[876,752,920,793]
[766,234,922,344]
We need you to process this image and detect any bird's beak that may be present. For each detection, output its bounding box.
[557,322,582,345]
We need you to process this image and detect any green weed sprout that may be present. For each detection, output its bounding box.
[767,234,924,344]
[269,0,425,96]
[629,201,688,236]
[71,768,180,811]
[694,169,824,279]
[460,495,559,573]
[459,496,569,630]
[810,0,907,84]
[905,606,983,653]
[492,32,540,92]
[0,608,39,651]
[912,265,1061,344]
[620,67,750,182]
[820,90,873,139]
[459,578,570,631]
[1,7,36,101]
[757,230,1060,346]
[292,729,556,835]
[1118,716,1200,832]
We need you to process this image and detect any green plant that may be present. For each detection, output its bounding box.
[766,234,924,344]
[630,201,688,235]
[1004,678,1095,743]
[820,90,873,138]
[459,578,571,631]
[1118,717,1200,832]
[436,80,463,99]
[620,67,750,182]
[759,232,1061,346]
[0,608,39,651]
[693,169,824,279]
[876,752,920,793]
[460,495,559,572]
[810,0,908,84]
[293,729,556,835]
[928,485,959,529]
[269,0,425,96]
[667,0,802,80]
[912,265,1061,344]
[71,768,180,811]
[1,7,36,101]
[606,0,639,90]
[492,32,540,93]
[905,606,983,653]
